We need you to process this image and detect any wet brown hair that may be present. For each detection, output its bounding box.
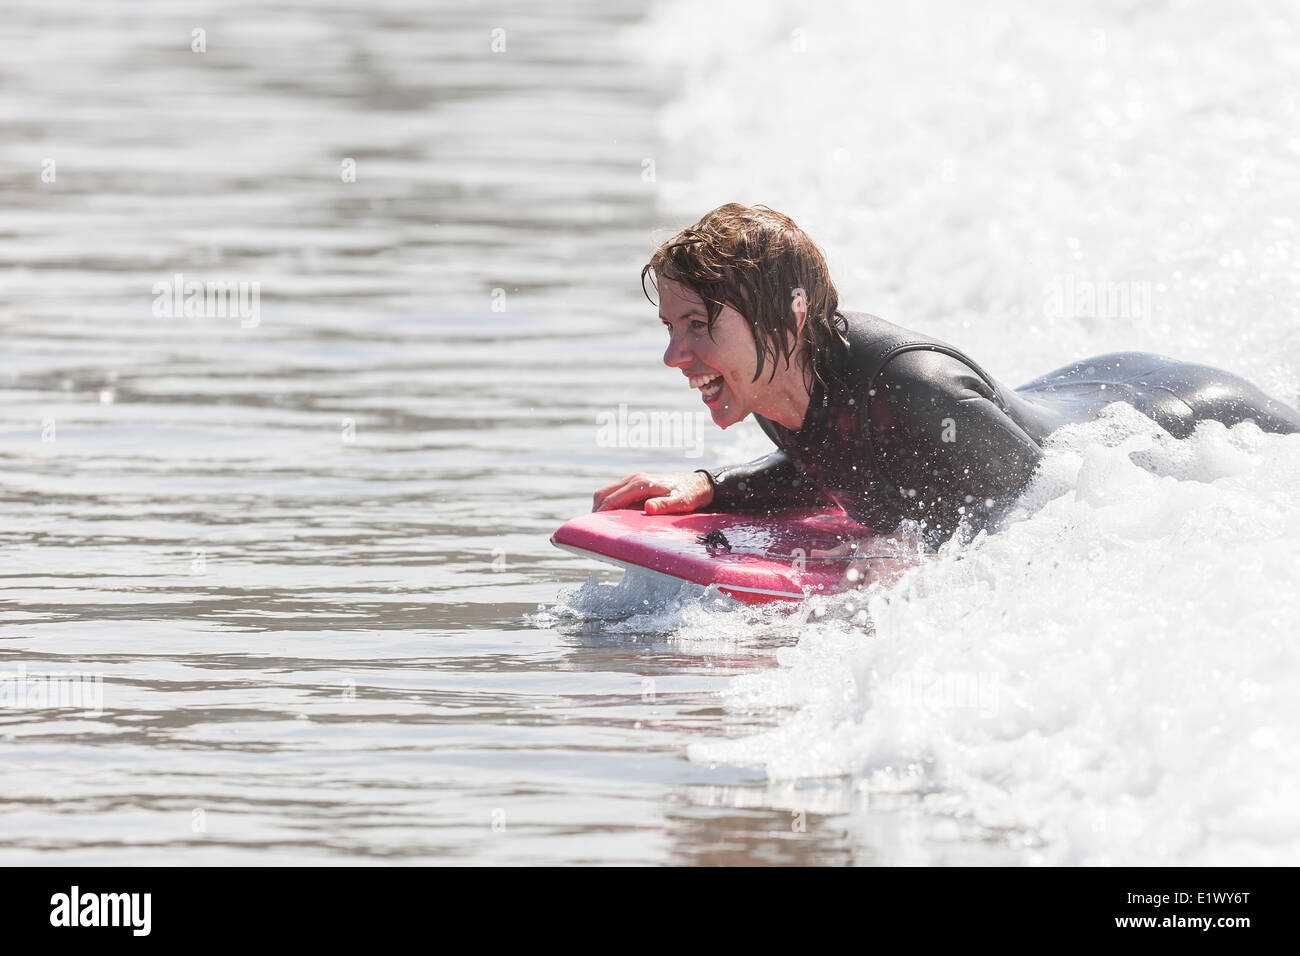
[641,203,848,388]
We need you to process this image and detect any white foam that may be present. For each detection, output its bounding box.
[637,0,1300,863]
[685,411,1300,863]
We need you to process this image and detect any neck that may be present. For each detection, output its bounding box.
[755,348,814,430]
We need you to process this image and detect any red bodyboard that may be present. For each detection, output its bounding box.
[550,508,894,604]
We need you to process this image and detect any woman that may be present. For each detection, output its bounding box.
[593,204,1300,542]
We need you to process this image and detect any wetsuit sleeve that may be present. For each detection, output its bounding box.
[869,349,1044,535]
[701,448,830,512]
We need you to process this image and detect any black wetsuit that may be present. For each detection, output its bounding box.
[703,311,1300,541]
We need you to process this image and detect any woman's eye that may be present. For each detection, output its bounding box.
[662,319,708,334]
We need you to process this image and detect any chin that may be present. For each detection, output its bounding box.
[710,403,742,429]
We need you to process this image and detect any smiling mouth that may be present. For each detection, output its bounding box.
[687,372,725,402]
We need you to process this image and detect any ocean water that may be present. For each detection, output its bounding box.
[2,0,1298,865]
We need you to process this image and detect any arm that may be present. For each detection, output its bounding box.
[703,411,833,512]
[703,447,832,513]
[868,349,1044,536]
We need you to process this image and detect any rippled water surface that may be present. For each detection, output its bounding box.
[1,0,968,867]
[4,0,1299,866]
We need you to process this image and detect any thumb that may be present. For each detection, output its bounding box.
[644,491,689,515]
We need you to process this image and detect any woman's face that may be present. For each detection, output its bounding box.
[658,278,762,429]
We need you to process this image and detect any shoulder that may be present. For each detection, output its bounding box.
[873,348,998,405]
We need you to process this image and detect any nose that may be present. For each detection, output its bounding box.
[663,328,692,369]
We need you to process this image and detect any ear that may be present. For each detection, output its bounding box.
[790,287,808,336]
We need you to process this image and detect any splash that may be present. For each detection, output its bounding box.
[688,409,1300,863]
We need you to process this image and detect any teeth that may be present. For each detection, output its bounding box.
[689,373,722,390]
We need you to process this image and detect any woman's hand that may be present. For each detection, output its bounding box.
[592,471,715,515]
[812,532,918,590]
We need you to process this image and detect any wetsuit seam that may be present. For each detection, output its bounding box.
[875,342,1008,410]
[1148,383,1197,421]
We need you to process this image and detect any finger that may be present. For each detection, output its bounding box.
[592,475,638,511]
[810,541,855,559]
[598,480,666,512]
[644,491,690,515]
